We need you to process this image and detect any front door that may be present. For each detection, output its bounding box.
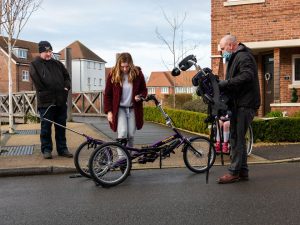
[263,54,274,115]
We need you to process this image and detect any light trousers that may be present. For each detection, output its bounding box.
[117,107,136,147]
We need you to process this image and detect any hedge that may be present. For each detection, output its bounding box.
[144,106,209,135]
[144,106,300,143]
[252,118,300,142]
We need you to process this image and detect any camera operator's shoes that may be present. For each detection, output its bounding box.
[215,142,221,153]
[217,173,240,184]
[222,142,230,154]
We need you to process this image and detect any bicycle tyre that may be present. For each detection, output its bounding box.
[89,142,132,188]
[246,125,254,156]
[74,141,100,178]
[183,136,216,173]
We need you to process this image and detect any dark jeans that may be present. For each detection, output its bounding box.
[229,107,255,175]
[38,104,68,154]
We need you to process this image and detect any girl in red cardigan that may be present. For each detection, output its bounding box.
[104,52,148,148]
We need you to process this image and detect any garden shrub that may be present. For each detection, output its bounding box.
[145,106,300,143]
[182,98,208,114]
[265,110,283,118]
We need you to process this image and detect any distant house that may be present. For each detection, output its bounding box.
[211,0,300,116]
[59,41,106,92]
[0,37,38,93]
[146,70,197,100]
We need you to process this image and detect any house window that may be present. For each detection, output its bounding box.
[99,63,102,70]
[161,87,169,94]
[224,0,265,6]
[94,62,96,69]
[94,78,97,86]
[99,78,102,86]
[148,87,155,94]
[87,61,91,69]
[22,70,29,81]
[87,77,91,86]
[13,48,28,59]
[293,55,300,84]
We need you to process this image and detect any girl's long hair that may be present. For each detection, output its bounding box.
[111,52,139,85]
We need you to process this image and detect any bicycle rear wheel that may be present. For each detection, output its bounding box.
[183,136,216,173]
[89,142,131,187]
[246,125,254,155]
[74,141,100,178]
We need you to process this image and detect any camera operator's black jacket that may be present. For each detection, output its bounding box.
[225,43,261,110]
[30,57,71,108]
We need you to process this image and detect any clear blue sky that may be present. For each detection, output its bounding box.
[20,0,211,78]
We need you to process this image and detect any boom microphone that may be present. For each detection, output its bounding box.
[171,67,181,76]
[178,55,197,71]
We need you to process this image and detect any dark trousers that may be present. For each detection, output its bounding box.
[229,107,255,175]
[38,105,68,154]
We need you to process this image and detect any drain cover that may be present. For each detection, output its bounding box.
[0,145,34,156]
[2,130,40,135]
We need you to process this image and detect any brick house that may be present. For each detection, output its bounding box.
[211,0,300,116]
[0,37,38,93]
[146,70,197,101]
[59,41,106,92]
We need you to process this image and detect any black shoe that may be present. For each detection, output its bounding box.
[43,152,52,159]
[58,151,73,158]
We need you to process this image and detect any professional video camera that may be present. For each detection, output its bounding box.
[172,55,229,119]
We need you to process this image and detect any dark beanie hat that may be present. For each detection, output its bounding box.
[38,41,53,53]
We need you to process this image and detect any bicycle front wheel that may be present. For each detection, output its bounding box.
[74,140,101,178]
[246,125,254,156]
[183,136,216,173]
[89,142,132,188]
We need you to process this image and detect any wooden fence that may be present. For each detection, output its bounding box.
[0,91,104,123]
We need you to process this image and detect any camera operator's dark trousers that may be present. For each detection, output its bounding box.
[229,107,255,175]
[38,105,68,154]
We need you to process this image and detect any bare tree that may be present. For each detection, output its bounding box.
[1,0,42,133]
[156,8,197,108]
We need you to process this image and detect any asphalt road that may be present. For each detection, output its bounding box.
[1,163,300,225]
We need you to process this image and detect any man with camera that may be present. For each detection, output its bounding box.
[217,34,260,184]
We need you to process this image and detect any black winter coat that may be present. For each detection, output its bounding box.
[30,57,71,108]
[225,43,261,110]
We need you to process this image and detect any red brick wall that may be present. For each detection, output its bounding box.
[0,51,17,93]
[0,51,33,93]
[17,65,34,92]
[211,0,300,56]
[211,0,300,115]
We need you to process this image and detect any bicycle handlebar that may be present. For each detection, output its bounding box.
[141,94,174,128]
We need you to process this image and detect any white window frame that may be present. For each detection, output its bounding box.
[161,87,169,94]
[292,54,300,85]
[147,87,155,94]
[224,0,265,6]
[22,70,29,81]
[13,48,28,59]
[19,49,27,59]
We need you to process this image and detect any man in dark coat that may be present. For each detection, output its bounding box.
[30,41,73,159]
[218,35,261,184]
